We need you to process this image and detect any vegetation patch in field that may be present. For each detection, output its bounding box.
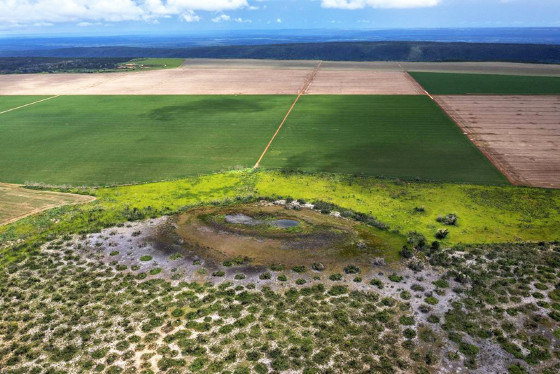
[117,58,184,70]
[261,95,506,184]
[410,72,560,95]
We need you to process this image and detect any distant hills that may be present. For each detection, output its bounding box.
[1,42,559,64]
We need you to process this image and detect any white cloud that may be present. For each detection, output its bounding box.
[276,18,282,23]
[181,10,200,23]
[0,0,249,26]
[212,14,231,22]
[321,0,441,9]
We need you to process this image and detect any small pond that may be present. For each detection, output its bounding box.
[225,214,300,228]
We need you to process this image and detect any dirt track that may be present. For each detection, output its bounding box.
[435,95,560,189]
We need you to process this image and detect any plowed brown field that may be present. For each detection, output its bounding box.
[435,95,560,188]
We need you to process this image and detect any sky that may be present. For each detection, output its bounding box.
[0,0,559,36]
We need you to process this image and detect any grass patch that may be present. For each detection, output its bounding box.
[118,58,184,70]
[410,72,560,95]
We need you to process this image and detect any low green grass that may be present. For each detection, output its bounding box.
[120,58,184,70]
[260,95,507,184]
[409,72,560,95]
[0,95,294,185]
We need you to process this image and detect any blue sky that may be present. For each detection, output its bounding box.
[1,0,559,35]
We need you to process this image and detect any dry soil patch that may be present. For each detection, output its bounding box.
[0,183,95,225]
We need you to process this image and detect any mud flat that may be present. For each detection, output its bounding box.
[435,95,560,188]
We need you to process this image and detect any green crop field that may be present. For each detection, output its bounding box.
[260,95,507,184]
[0,95,294,185]
[121,58,185,70]
[409,72,560,95]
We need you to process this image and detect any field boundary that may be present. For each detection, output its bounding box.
[404,72,432,98]
[0,95,60,115]
[253,61,322,168]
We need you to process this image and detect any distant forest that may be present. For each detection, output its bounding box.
[0,57,129,74]
[1,42,559,74]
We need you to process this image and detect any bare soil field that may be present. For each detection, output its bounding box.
[0,68,310,95]
[0,183,95,226]
[2,59,557,95]
[307,70,424,94]
[435,95,560,188]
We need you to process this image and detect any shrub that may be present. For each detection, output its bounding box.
[149,268,162,275]
[508,364,528,374]
[296,279,307,285]
[399,316,415,326]
[259,272,271,280]
[433,279,449,288]
[389,274,403,282]
[459,342,479,356]
[370,278,384,289]
[436,214,458,226]
[269,264,285,271]
[329,273,343,281]
[403,328,416,339]
[427,315,440,324]
[212,271,225,277]
[292,266,307,273]
[343,265,360,274]
[400,246,414,259]
[400,291,412,300]
[425,296,439,305]
[140,255,152,261]
[311,262,325,272]
[277,274,288,282]
[328,286,348,296]
[435,229,449,239]
[234,274,246,280]
[407,232,427,249]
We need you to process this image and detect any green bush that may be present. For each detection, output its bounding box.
[329,273,343,281]
[370,278,384,289]
[459,342,479,356]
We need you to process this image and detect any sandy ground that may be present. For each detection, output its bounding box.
[435,95,560,189]
[0,183,95,226]
[2,60,557,95]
